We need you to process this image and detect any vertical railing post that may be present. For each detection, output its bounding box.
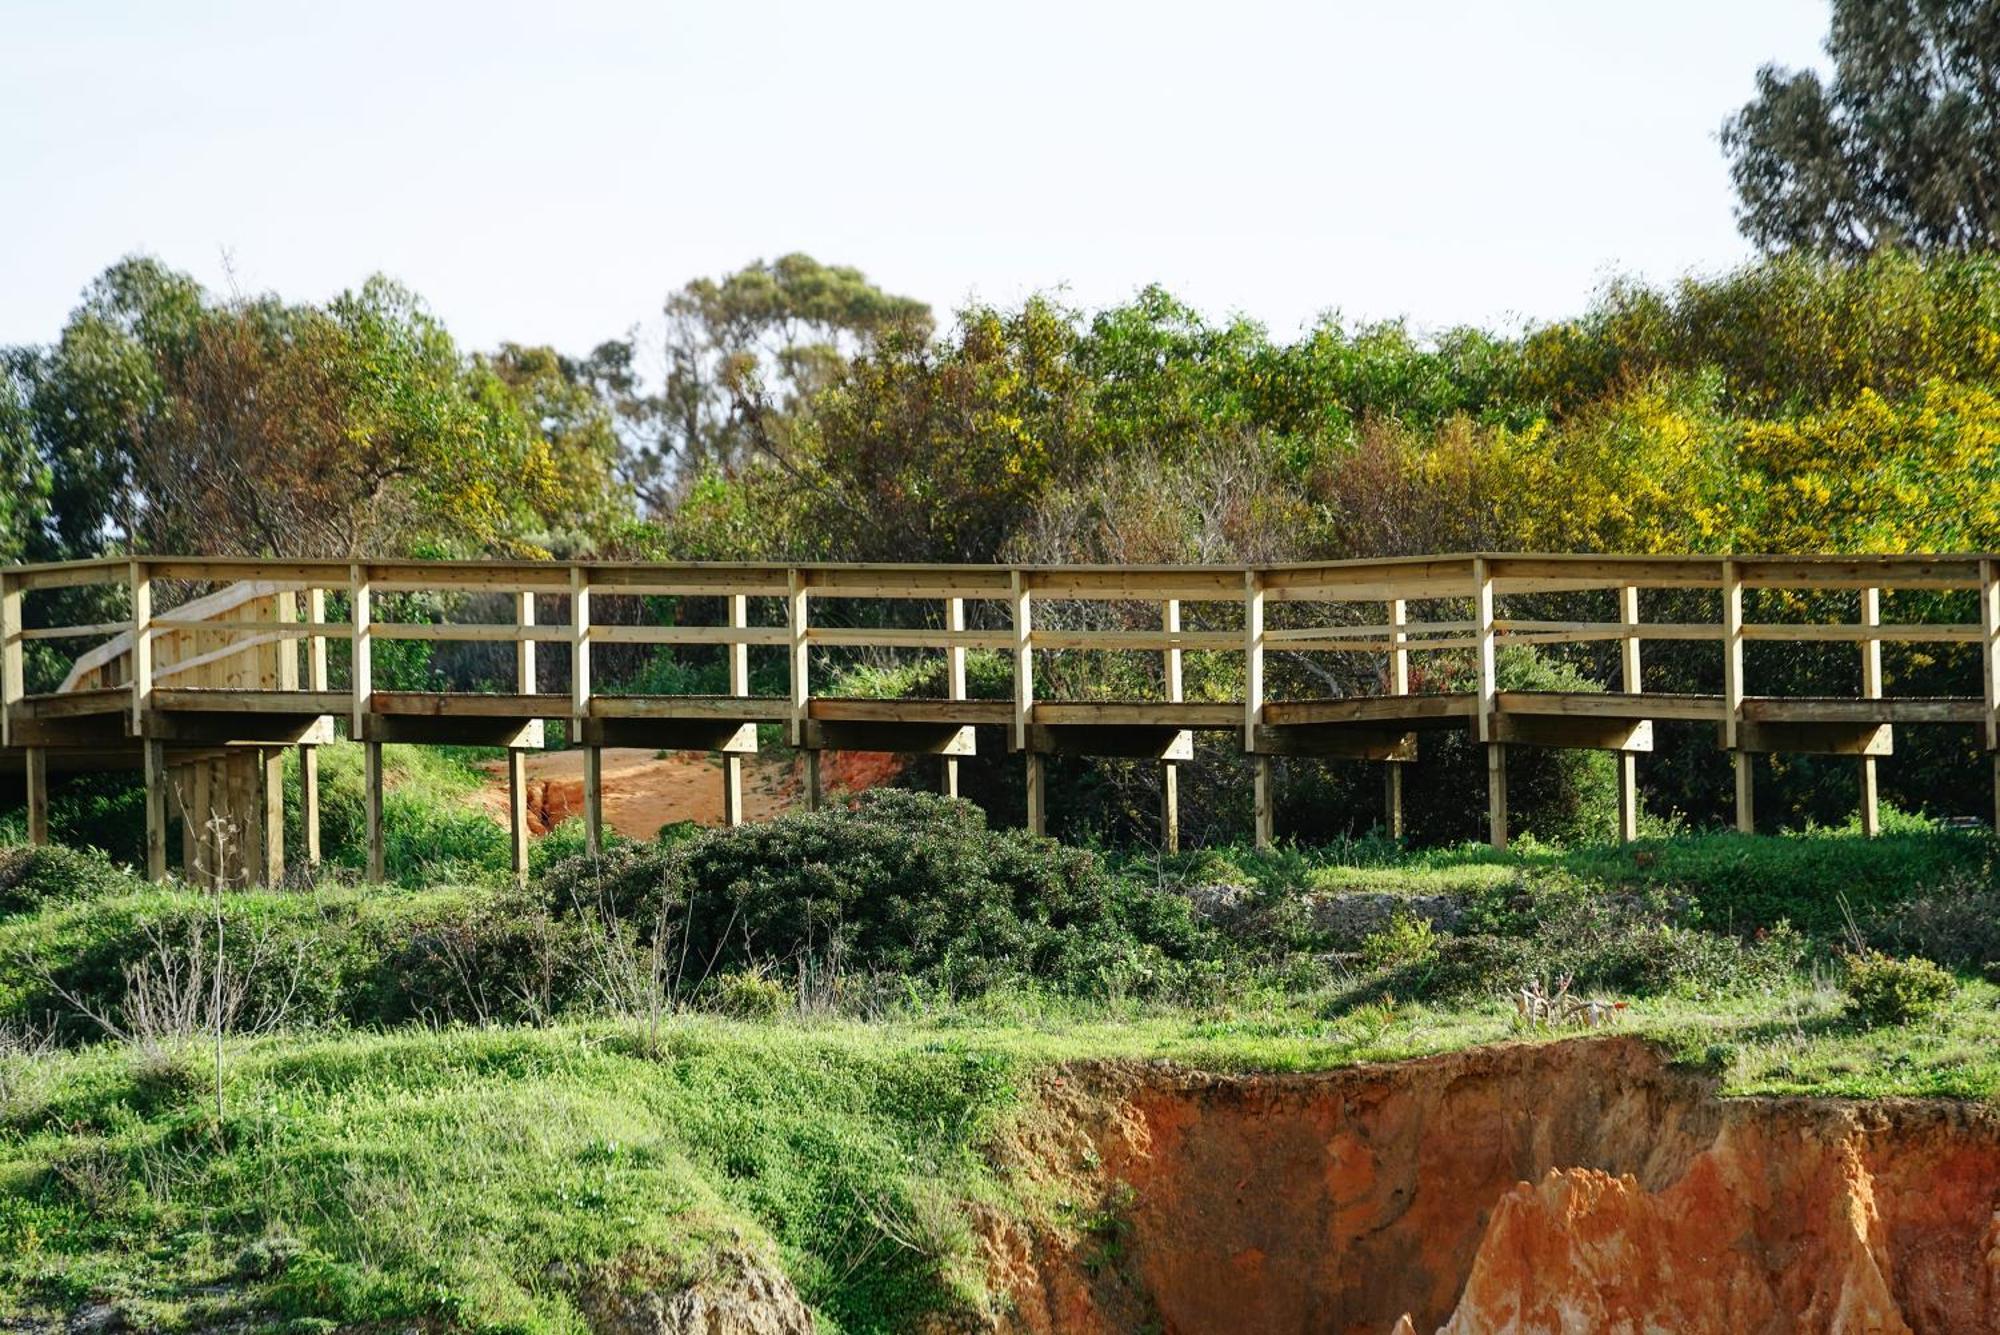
[722,592,748,827]
[300,586,325,868]
[572,565,600,855]
[130,560,167,880]
[1013,569,1042,835]
[5,570,29,843]
[1386,596,1408,840]
[1161,597,1182,854]
[1245,569,1271,849]
[260,589,295,886]
[1983,558,2000,833]
[1617,583,1642,843]
[1859,585,1882,837]
[351,562,382,882]
[129,559,152,733]
[1474,557,1505,849]
[944,595,966,800]
[349,563,372,737]
[0,571,21,751]
[1723,558,1751,833]
[507,588,535,885]
[788,568,817,811]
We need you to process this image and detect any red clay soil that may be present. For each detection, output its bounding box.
[472,747,904,840]
[981,1037,2000,1334]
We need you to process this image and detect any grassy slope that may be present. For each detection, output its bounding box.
[3,988,1999,1334]
[2,811,1996,1331]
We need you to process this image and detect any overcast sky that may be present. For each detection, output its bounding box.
[3,0,1831,352]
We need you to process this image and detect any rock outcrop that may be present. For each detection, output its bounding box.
[980,1038,2000,1334]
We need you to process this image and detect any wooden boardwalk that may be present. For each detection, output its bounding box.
[3,553,1995,883]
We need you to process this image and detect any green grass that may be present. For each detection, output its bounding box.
[3,986,1999,1333]
[1133,811,1996,933]
[3,802,1999,1331]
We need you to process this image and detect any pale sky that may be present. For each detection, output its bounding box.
[2,0,1832,353]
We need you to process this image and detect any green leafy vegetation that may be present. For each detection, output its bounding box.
[1841,950,1959,1026]
[1,787,1998,1330]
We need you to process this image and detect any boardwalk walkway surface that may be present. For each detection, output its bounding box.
[3,553,1993,884]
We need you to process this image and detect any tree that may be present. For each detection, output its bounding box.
[1723,0,2000,255]
[4,258,621,561]
[791,298,1091,563]
[607,254,930,508]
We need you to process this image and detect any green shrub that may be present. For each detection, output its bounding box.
[706,969,790,1019]
[1365,871,1806,1004]
[0,844,141,915]
[1358,912,1438,970]
[538,789,1219,999]
[1841,950,1956,1026]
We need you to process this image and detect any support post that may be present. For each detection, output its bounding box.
[583,745,603,856]
[1253,755,1274,850]
[1859,585,1882,837]
[944,595,965,799]
[1474,557,1506,849]
[1245,571,1269,849]
[723,591,747,827]
[1723,558,1751,833]
[1617,583,1642,843]
[364,740,385,884]
[258,747,284,887]
[507,748,528,887]
[805,749,822,811]
[25,746,48,847]
[129,560,152,733]
[299,743,321,868]
[1161,597,1182,853]
[1386,596,1408,840]
[143,738,168,882]
[1025,751,1046,836]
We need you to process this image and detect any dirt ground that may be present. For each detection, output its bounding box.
[471,747,905,840]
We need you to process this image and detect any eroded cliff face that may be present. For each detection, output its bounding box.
[979,1038,2000,1334]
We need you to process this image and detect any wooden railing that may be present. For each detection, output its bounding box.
[3,553,1995,881]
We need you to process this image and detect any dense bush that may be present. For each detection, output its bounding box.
[1365,871,1806,1005]
[1841,950,1957,1027]
[0,844,142,916]
[539,788,1217,998]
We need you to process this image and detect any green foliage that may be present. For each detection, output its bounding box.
[1357,911,1438,971]
[1841,950,1957,1027]
[1722,1,2000,256]
[1369,871,1808,1006]
[704,969,791,1020]
[541,788,1216,999]
[0,844,140,916]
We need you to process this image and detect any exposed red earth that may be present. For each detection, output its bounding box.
[980,1038,2000,1334]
